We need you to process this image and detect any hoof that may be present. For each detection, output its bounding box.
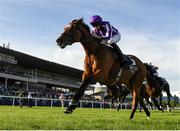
[147,111,151,117]
[161,109,164,113]
[64,108,73,114]
[129,116,134,120]
[147,116,150,120]
[168,109,171,112]
[129,118,134,120]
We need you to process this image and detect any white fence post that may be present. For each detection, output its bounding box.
[80,100,82,108]
[35,99,37,107]
[51,100,53,108]
[12,97,15,106]
[100,102,102,108]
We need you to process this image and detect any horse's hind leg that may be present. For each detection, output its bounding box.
[167,93,171,112]
[111,97,117,109]
[117,94,128,111]
[145,97,153,110]
[159,93,163,107]
[167,92,171,107]
[129,89,139,119]
[139,97,150,118]
[117,102,121,111]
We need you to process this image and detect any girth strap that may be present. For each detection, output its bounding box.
[111,57,137,86]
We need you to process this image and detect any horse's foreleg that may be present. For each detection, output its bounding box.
[151,97,164,112]
[117,98,121,111]
[74,76,94,101]
[64,75,94,114]
[121,89,130,102]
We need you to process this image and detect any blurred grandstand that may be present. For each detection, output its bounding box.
[0,45,95,100]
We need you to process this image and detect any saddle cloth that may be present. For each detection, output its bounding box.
[112,56,138,85]
[126,56,138,71]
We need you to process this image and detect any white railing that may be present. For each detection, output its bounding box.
[0,95,131,109]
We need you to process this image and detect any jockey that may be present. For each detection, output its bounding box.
[90,15,130,68]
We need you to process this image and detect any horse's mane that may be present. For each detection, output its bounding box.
[81,22,102,43]
[144,63,156,78]
[144,63,152,71]
[81,22,91,33]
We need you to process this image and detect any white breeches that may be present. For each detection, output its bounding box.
[101,33,121,45]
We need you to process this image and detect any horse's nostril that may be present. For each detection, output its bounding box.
[56,39,59,43]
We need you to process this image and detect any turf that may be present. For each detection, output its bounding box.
[0,106,179,130]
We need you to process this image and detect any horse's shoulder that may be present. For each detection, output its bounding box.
[97,44,115,56]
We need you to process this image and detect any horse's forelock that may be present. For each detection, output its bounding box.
[65,24,71,29]
[71,19,90,33]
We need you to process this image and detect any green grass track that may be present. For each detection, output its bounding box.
[0,106,179,130]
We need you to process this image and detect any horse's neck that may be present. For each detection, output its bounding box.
[81,38,100,55]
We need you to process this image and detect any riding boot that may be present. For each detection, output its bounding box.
[111,43,130,68]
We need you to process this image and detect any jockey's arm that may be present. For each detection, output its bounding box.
[101,23,112,40]
[91,30,102,39]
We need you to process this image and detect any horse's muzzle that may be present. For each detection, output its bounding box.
[57,42,65,49]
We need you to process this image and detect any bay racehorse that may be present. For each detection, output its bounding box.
[56,18,150,119]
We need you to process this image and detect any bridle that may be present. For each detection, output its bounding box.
[63,24,78,46]
[63,22,93,45]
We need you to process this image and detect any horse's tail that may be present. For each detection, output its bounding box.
[166,83,172,97]
[145,72,155,88]
[144,64,160,89]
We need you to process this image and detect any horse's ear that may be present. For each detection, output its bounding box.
[77,17,83,24]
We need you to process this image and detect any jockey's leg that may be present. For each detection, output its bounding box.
[110,43,130,67]
[64,76,94,114]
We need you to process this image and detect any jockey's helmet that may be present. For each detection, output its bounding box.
[90,15,102,26]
